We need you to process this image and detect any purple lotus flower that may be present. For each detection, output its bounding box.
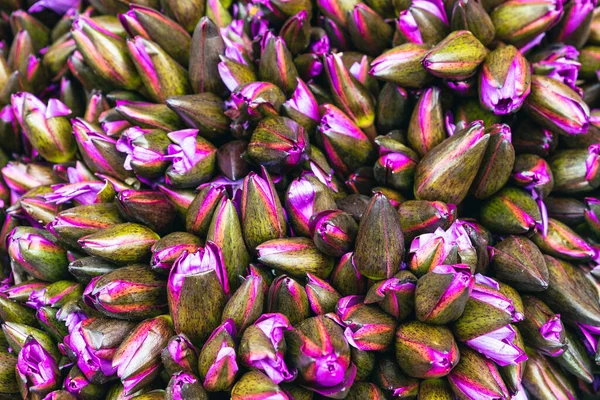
[532,45,581,92]
[166,130,208,175]
[165,334,197,372]
[55,304,87,333]
[465,325,528,366]
[539,315,565,355]
[16,337,60,399]
[29,0,79,14]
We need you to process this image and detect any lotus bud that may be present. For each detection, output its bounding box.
[164,129,216,188]
[3,281,49,303]
[27,280,82,311]
[450,0,495,46]
[231,370,289,400]
[115,190,175,235]
[257,33,298,95]
[0,295,37,326]
[454,275,524,341]
[0,351,17,394]
[532,218,596,261]
[479,187,542,234]
[346,381,385,399]
[491,235,549,291]
[16,337,60,399]
[285,173,336,237]
[407,86,445,157]
[585,197,600,238]
[422,30,487,80]
[549,146,600,194]
[396,0,449,45]
[375,84,409,134]
[265,275,309,325]
[198,319,238,392]
[189,17,226,97]
[306,209,357,257]
[218,52,258,93]
[336,295,397,351]
[398,200,456,242]
[372,355,420,399]
[7,227,69,282]
[520,295,566,356]
[555,328,594,383]
[522,346,578,399]
[302,273,340,316]
[162,0,204,32]
[150,232,202,275]
[395,321,459,378]
[164,371,206,400]
[217,140,250,181]
[369,43,433,88]
[329,253,367,297]
[448,346,510,399]
[63,365,106,400]
[364,270,416,321]
[167,243,229,343]
[544,197,585,227]
[512,153,554,203]
[490,0,563,45]
[531,44,581,93]
[165,94,229,141]
[83,265,167,321]
[2,322,60,362]
[316,0,359,26]
[185,186,226,238]
[114,127,171,179]
[286,315,356,398]
[160,334,198,376]
[111,315,174,395]
[115,100,182,131]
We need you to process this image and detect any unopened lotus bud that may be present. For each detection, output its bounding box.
[115,190,175,235]
[395,321,459,378]
[491,0,563,45]
[396,0,449,45]
[370,43,433,88]
[78,223,159,265]
[376,84,409,134]
[524,75,590,136]
[150,232,202,275]
[258,237,335,280]
[491,236,549,291]
[549,146,600,194]
[450,0,495,45]
[3,281,48,303]
[346,381,385,399]
[304,273,341,315]
[555,328,594,383]
[16,337,60,399]
[329,253,367,297]
[266,275,310,326]
[512,154,554,200]
[63,365,106,400]
[168,243,229,343]
[198,319,238,392]
[532,218,595,262]
[185,186,226,238]
[161,334,198,376]
[165,371,207,400]
[0,295,36,326]
[189,17,226,97]
[520,295,566,356]
[112,315,174,395]
[286,315,356,398]
[399,200,456,242]
[221,273,264,334]
[67,257,118,285]
[217,140,250,181]
[364,270,416,321]
[231,370,289,400]
[585,197,600,238]
[422,30,487,80]
[551,0,595,48]
[308,209,358,257]
[454,275,524,341]
[372,355,420,399]
[258,33,299,95]
[162,0,204,32]
[8,227,69,282]
[83,265,167,321]
[337,295,397,351]
[407,87,445,157]
[545,197,586,226]
[580,46,600,80]
[479,187,542,234]
[354,193,404,280]
[522,347,577,399]
[166,94,229,141]
[448,346,510,399]
[0,350,17,394]
[240,313,295,384]
[71,16,140,90]
[347,4,392,57]
[115,100,182,131]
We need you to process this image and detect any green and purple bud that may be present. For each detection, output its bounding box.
[198,319,238,392]
[399,200,456,242]
[354,193,404,280]
[545,196,586,226]
[8,226,69,282]
[222,274,265,333]
[479,45,531,115]
[16,337,60,399]
[26,280,82,310]
[189,17,226,97]
[116,189,175,234]
[369,43,434,88]
[348,3,393,57]
[83,265,167,321]
[415,264,474,324]
[165,129,216,189]
[160,334,198,376]
[306,273,341,315]
[267,275,310,325]
[3,281,49,303]
[286,315,356,398]
[71,16,140,90]
[549,146,600,194]
[64,365,107,400]
[551,0,595,48]
[0,294,37,327]
[231,370,289,400]
[240,313,296,384]
[0,351,18,394]
[422,30,487,80]
[532,218,596,261]
[78,223,160,265]
[524,75,590,136]
[185,185,226,237]
[166,94,229,141]
[522,346,578,399]
[115,100,183,131]
[242,168,287,251]
[490,235,549,291]
[512,154,554,202]
[150,232,203,274]
[258,33,298,95]
[115,127,171,179]
[407,86,446,157]
[111,315,174,395]
[376,84,409,134]
[283,78,319,133]
[217,140,250,181]
[395,321,460,378]
[280,11,311,55]
[585,197,600,238]
[465,324,528,366]
[520,295,566,356]
[336,295,397,351]
[309,209,358,257]
[168,243,230,343]
[165,371,208,400]
[450,0,496,46]
[329,253,368,297]
[531,44,581,92]
[162,0,205,33]
[396,0,449,45]
[365,270,417,321]
[479,187,543,235]
[448,346,510,399]
[372,355,420,399]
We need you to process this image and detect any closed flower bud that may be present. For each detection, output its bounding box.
[150,232,202,275]
[450,0,495,46]
[555,328,594,383]
[491,0,563,45]
[337,295,397,351]
[3,281,49,303]
[286,315,356,398]
[309,209,357,257]
[549,146,600,194]
[280,11,311,55]
[546,196,586,226]
[198,319,238,392]
[407,86,445,157]
[330,253,368,297]
[115,190,175,235]
[520,295,566,356]
[0,295,37,326]
[168,243,229,343]
[185,185,226,237]
[115,100,183,131]
[365,270,417,321]
[258,33,299,95]
[8,227,69,282]
[369,43,433,88]
[306,273,341,315]
[479,45,531,115]
[83,265,167,321]
[584,197,600,238]
[395,321,459,378]
[165,129,216,189]
[222,274,264,333]
[376,84,409,134]
[166,94,229,141]
[448,346,510,399]
[415,121,490,205]
[422,30,487,80]
[112,315,174,395]
[347,381,386,399]
[64,365,106,400]
[524,75,590,136]
[71,16,140,90]
[522,347,577,399]
[2,322,60,363]
[399,200,456,242]
[491,235,549,291]
[348,4,393,56]
[160,334,198,376]
[0,351,17,394]
[532,218,596,261]
[372,355,420,399]
[189,17,226,97]
[231,370,289,400]
[396,0,449,45]
[550,0,594,48]
[16,337,60,399]
[217,140,251,181]
[419,378,454,400]
[162,0,205,33]
[267,276,310,325]
[479,187,542,234]
[115,127,171,179]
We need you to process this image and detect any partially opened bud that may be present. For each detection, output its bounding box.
[479,45,531,115]
[396,0,449,45]
[490,236,549,291]
[2,322,60,362]
[267,275,310,325]
[286,315,356,398]
[64,365,106,400]
[83,265,167,321]
[27,280,82,310]
[16,337,60,399]
[531,44,581,91]
[115,127,171,179]
[448,346,510,399]
[309,209,358,257]
[165,371,208,400]
[198,319,238,392]
[160,334,198,376]
[150,232,203,274]
[520,295,566,356]
[465,324,528,366]
[422,30,487,80]
[369,43,433,88]
[395,321,459,378]
[115,100,182,131]
[365,270,417,321]
[165,129,217,189]
[167,243,229,343]
[399,200,456,242]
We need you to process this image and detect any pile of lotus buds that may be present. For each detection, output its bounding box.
[0,0,599,399]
